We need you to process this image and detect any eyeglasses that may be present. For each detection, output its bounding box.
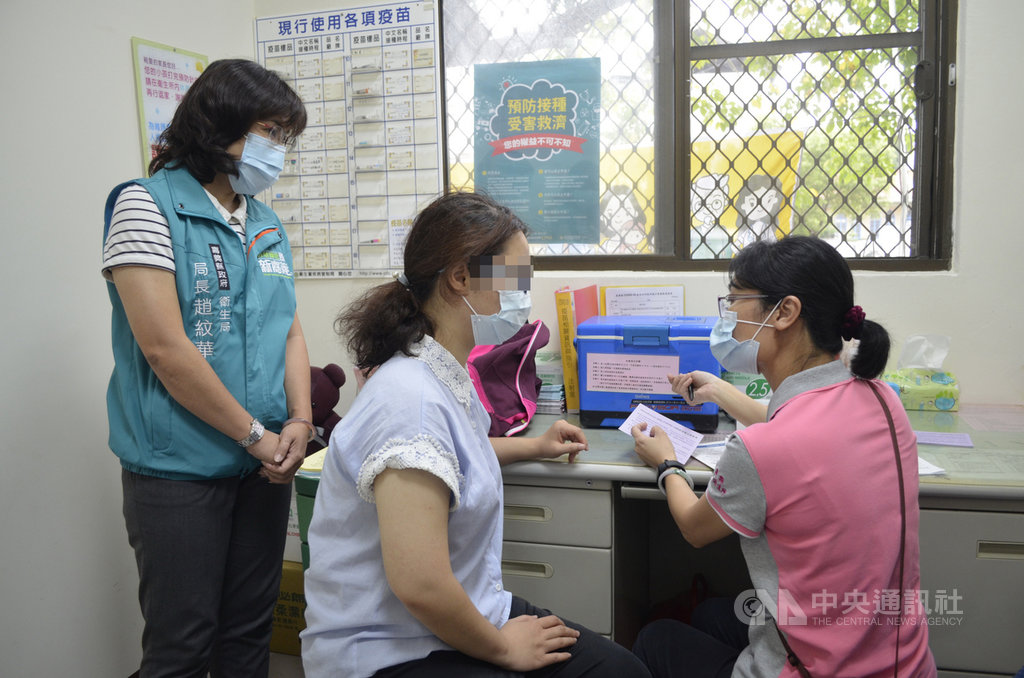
[255,121,297,148]
[718,294,770,317]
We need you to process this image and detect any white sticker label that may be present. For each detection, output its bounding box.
[585,352,678,394]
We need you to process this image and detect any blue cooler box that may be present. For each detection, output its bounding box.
[575,315,721,432]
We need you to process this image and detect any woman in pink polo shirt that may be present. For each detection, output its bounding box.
[630,236,935,677]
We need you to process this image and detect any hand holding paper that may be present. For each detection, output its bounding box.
[620,404,703,464]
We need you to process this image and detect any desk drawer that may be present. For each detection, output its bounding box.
[501,541,612,634]
[919,509,1024,674]
[503,484,612,548]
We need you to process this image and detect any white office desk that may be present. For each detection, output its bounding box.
[500,406,1024,676]
[506,409,1024,498]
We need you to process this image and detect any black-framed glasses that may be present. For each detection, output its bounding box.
[256,121,297,148]
[718,294,770,317]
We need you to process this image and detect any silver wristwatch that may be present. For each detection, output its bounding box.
[236,418,265,447]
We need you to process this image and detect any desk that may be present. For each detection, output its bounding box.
[500,406,1024,677]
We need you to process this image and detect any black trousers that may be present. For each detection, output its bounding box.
[632,598,750,678]
[122,468,291,678]
[373,596,652,678]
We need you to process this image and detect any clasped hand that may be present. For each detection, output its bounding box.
[247,422,308,483]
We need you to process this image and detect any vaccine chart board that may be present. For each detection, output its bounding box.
[255,1,444,278]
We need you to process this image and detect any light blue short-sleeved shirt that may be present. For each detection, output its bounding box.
[301,336,512,678]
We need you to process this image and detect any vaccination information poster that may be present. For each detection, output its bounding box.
[131,38,208,175]
[255,1,443,278]
[474,58,600,244]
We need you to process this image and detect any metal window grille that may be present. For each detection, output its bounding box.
[442,0,953,266]
[443,0,660,257]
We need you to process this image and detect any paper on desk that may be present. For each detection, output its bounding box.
[915,431,973,448]
[691,436,728,470]
[619,404,703,464]
[918,456,946,476]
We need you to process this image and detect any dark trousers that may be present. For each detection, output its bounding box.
[632,598,750,678]
[122,468,291,678]
[373,596,652,678]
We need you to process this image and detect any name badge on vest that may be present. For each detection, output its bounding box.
[209,244,230,290]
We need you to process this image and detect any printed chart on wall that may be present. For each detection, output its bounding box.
[254,1,444,278]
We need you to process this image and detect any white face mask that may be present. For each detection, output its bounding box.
[709,300,780,374]
[229,133,286,195]
[464,290,532,346]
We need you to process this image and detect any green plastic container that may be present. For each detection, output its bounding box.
[294,474,321,569]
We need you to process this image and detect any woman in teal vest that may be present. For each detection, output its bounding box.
[102,59,313,677]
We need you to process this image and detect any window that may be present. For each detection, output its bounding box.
[442,0,956,269]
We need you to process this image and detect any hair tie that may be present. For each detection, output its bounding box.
[841,305,866,340]
[394,272,411,288]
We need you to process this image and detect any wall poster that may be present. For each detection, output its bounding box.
[255,1,444,278]
[131,38,208,175]
[474,58,601,244]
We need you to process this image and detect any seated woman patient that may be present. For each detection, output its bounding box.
[301,192,651,678]
[630,236,935,678]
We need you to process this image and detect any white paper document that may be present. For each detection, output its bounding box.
[917,457,947,476]
[692,440,727,470]
[618,404,703,464]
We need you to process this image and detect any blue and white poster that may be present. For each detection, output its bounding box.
[474,58,600,244]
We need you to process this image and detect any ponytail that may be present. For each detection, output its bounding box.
[336,280,434,371]
[850,319,890,380]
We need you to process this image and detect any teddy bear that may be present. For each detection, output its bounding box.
[307,363,346,455]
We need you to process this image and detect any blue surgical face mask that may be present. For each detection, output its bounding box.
[229,133,286,196]
[464,290,532,346]
[709,300,781,374]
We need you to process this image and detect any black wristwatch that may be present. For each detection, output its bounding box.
[656,459,694,494]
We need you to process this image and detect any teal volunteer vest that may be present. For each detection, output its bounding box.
[103,166,297,479]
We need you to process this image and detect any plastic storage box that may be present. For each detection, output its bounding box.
[295,474,319,570]
[575,315,721,432]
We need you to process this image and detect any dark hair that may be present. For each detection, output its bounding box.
[149,59,307,182]
[338,192,529,371]
[729,236,890,379]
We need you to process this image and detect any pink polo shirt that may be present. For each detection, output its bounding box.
[707,361,935,678]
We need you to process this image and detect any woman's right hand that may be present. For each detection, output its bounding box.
[669,370,769,427]
[668,370,724,405]
[497,614,578,671]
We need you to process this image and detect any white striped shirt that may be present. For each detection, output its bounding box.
[102,184,247,281]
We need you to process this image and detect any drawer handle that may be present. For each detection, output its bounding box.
[505,504,552,522]
[501,560,554,578]
[977,540,1024,560]
[620,485,704,501]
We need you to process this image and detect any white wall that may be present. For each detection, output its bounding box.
[0,2,255,676]
[0,1,1020,676]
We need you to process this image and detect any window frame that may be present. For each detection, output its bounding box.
[441,0,958,272]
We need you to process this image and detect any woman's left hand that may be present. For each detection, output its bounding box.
[630,421,676,469]
[259,421,308,483]
[534,420,588,463]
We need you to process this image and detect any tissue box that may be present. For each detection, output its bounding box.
[883,368,959,411]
